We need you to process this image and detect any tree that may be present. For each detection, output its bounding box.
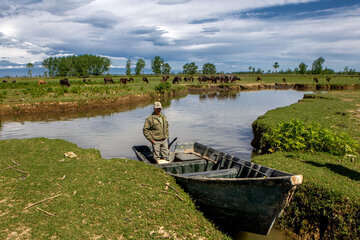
[151,56,164,74]
[126,59,131,75]
[42,55,111,77]
[183,62,198,75]
[298,62,308,74]
[202,63,216,74]
[135,59,145,75]
[162,63,171,75]
[273,62,279,72]
[26,63,34,77]
[311,57,325,74]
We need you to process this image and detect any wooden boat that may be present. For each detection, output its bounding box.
[132,142,303,235]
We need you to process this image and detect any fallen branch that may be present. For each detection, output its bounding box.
[165,182,184,199]
[159,190,184,201]
[35,207,54,216]
[24,193,62,210]
[4,163,30,176]
[1,162,20,172]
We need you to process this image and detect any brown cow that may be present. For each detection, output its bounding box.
[104,78,114,84]
[120,78,128,84]
[314,77,318,83]
[38,79,47,85]
[256,76,262,81]
[2,80,7,83]
[161,76,169,82]
[326,77,331,82]
[12,80,16,83]
[282,78,286,83]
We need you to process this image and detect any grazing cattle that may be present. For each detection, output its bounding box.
[229,75,240,83]
[2,80,7,83]
[172,76,180,84]
[12,80,16,83]
[161,75,169,82]
[143,77,148,84]
[128,77,134,82]
[282,78,286,83]
[326,77,331,82]
[104,78,114,84]
[256,76,262,81]
[120,78,128,84]
[38,79,47,85]
[313,77,318,83]
[60,78,70,87]
[198,75,209,83]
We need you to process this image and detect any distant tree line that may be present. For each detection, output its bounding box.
[40,54,359,77]
[244,57,359,75]
[42,55,111,77]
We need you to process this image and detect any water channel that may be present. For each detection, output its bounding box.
[0,89,311,239]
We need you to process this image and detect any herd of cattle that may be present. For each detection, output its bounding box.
[1,76,335,86]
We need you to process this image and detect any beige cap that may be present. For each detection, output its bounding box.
[154,102,162,109]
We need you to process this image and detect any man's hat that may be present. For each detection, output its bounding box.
[154,102,162,109]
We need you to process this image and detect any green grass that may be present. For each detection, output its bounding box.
[252,90,360,239]
[0,138,229,239]
[0,74,359,106]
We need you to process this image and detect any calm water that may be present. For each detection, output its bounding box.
[0,89,310,239]
[0,90,309,161]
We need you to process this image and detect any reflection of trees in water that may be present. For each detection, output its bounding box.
[198,91,238,101]
[0,120,2,132]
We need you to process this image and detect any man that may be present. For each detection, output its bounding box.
[143,102,169,163]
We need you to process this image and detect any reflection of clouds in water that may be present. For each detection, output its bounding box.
[0,90,311,160]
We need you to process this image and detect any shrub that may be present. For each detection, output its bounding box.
[261,119,359,156]
[0,90,7,102]
[154,82,171,93]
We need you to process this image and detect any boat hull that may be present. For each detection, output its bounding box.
[132,142,302,235]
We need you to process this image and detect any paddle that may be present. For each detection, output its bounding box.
[183,149,217,164]
[168,137,178,149]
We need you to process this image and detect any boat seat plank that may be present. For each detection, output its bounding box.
[179,168,239,178]
[174,153,202,161]
[159,159,208,174]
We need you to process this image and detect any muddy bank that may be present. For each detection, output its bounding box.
[0,90,188,117]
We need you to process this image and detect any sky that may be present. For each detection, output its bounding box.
[0,0,360,75]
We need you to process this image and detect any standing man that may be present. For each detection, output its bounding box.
[143,102,169,163]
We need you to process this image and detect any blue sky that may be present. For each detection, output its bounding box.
[0,0,359,75]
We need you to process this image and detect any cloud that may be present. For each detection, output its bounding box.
[71,10,119,29]
[157,0,191,5]
[0,0,360,74]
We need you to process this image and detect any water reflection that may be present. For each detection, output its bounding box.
[0,89,310,161]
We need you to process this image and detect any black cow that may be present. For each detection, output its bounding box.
[60,78,70,87]
[143,77,148,84]
[120,78,128,84]
[256,76,262,81]
[172,76,180,84]
[2,80,7,83]
[314,77,318,83]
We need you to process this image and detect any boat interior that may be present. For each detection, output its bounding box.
[133,142,292,179]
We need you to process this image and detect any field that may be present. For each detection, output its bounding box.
[0,74,359,105]
[0,138,229,239]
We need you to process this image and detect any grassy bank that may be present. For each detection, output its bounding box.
[252,91,360,239]
[0,138,229,239]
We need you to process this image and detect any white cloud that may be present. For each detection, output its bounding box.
[0,0,359,72]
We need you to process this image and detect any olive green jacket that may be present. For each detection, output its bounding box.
[143,112,169,142]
